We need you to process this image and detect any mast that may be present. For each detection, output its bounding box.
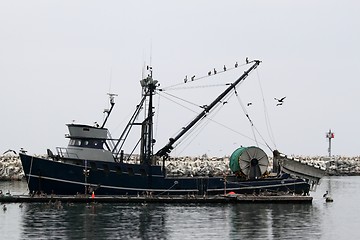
[140,66,158,165]
[156,60,261,158]
[111,66,158,163]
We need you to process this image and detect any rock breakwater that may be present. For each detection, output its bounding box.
[1,154,360,181]
[0,153,24,180]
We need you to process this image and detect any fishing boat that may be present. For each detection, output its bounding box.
[19,60,325,196]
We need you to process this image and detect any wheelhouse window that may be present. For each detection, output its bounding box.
[68,139,104,149]
[91,140,104,149]
[69,139,82,146]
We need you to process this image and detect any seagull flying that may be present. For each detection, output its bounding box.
[274,96,286,106]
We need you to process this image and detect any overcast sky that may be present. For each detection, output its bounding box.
[1,0,359,157]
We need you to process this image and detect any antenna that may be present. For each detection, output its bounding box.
[109,67,113,93]
[103,67,114,123]
[150,40,153,66]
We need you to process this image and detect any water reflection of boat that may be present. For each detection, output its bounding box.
[20,203,168,239]
[229,203,320,239]
[19,60,325,196]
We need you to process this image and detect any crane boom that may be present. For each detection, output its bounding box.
[156,60,261,157]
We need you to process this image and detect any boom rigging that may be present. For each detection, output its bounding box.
[156,60,261,158]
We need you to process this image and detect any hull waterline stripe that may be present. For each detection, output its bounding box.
[26,174,197,193]
[26,174,306,193]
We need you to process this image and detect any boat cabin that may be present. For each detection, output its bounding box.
[56,124,114,162]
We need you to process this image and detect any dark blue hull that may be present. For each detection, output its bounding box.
[20,154,310,196]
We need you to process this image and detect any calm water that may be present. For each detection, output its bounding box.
[0,176,359,240]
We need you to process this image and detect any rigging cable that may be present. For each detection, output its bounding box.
[174,95,231,156]
[157,88,230,156]
[158,91,202,109]
[160,83,231,92]
[234,86,259,146]
[256,69,277,149]
[175,102,270,155]
[234,87,273,152]
[157,91,200,114]
[158,87,270,156]
[154,62,271,155]
[155,91,211,155]
[175,90,272,155]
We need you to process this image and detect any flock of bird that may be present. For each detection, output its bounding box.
[183,59,243,84]
[182,57,287,108]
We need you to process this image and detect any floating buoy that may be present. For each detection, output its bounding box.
[228,191,235,195]
[325,197,334,202]
[91,191,95,199]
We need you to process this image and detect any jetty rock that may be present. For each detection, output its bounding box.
[292,155,360,176]
[1,153,360,181]
[163,155,231,177]
[0,153,24,180]
[325,156,360,176]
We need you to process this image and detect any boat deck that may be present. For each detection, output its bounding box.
[0,194,312,204]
